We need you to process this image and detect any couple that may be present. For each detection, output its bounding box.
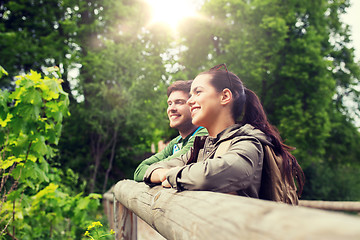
[134,64,304,199]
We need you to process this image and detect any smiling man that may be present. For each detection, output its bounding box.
[133,80,208,182]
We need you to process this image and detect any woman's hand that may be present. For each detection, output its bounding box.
[150,168,170,184]
[161,179,171,188]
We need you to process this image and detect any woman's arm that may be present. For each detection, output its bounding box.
[166,137,264,193]
[133,138,175,181]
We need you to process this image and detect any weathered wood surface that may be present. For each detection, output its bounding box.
[115,200,137,240]
[299,200,360,212]
[103,192,114,230]
[137,217,165,240]
[104,191,164,240]
[114,179,360,240]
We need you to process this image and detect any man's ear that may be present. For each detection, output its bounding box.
[220,88,232,105]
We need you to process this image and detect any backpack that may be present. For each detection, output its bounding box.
[215,140,299,205]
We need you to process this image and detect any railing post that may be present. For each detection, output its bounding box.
[102,192,114,230]
[114,193,137,240]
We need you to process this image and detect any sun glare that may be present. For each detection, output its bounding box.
[146,0,197,29]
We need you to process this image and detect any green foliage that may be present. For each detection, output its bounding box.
[1,0,360,203]
[83,221,114,240]
[176,0,360,200]
[0,68,103,239]
[0,66,7,79]
[56,0,172,193]
[302,162,360,201]
[6,184,102,239]
[0,0,79,90]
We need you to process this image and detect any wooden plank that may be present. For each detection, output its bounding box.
[299,200,360,212]
[102,198,112,229]
[137,217,165,240]
[114,179,360,240]
[103,187,164,240]
[103,192,115,230]
[115,200,137,240]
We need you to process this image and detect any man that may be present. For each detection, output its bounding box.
[133,80,208,181]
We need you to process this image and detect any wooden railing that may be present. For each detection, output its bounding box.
[104,180,360,240]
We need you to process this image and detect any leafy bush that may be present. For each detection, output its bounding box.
[0,67,106,239]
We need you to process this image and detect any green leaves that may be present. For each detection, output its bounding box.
[0,67,104,239]
[0,68,81,238]
[174,0,360,200]
[0,65,8,79]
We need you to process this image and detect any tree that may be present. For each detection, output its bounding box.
[176,0,360,200]
[57,0,173,193]
[1,0,174,193]
[0,0,77,99]
[2,0,359,200]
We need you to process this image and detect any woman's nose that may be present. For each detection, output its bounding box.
[187,96,194,106]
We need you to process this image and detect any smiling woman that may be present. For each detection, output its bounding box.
[146,0,197,29]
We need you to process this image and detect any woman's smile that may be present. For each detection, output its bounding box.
[190,106,200,117]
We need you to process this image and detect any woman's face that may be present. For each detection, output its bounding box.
[187,74,223,128]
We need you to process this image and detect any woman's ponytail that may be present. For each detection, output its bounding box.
[241,88,305,196]
[241,88,268,129]
[200,64,304,196]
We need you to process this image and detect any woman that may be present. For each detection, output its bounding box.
[144,64,304,198]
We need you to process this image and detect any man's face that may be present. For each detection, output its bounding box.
[167,90,192,130]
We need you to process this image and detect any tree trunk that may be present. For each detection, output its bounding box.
[102,130,118,193]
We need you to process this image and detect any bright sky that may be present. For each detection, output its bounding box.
[145,0,359,61]
[145,0,198,30]
[341,0,360,61]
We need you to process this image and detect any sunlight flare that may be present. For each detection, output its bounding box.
[146,0,197,29]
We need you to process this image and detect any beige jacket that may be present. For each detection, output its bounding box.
[144,124,272,198]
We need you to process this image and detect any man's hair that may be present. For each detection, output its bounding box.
[167,80,193,97]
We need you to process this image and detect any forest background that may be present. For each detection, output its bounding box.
[0,0,360,238]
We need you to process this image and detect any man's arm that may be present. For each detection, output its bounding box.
[133,127,208,182]
[143,149,191,184]
[157,127,207,162]
[133,140,174,181]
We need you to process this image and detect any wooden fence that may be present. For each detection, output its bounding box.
[104,180,360,240]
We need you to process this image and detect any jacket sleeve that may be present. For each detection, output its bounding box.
[133,139,175,182]
[143,150,192,184]
[134,128,208,182]
[161,128,207,164]
[166,136,264,193]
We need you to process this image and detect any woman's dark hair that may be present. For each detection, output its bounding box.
[198,64,305,196]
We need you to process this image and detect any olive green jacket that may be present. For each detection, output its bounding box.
[144,124,272,198]
[133,127,208,181]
